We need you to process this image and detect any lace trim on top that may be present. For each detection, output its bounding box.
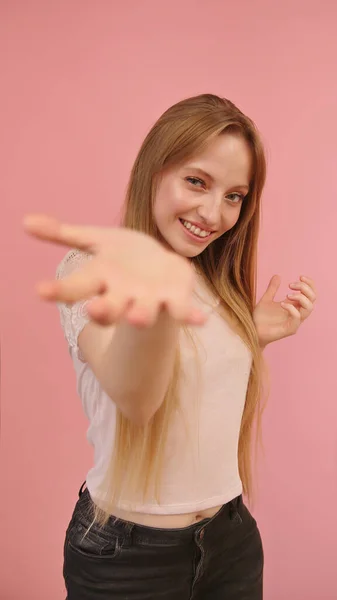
[56,249,93,361]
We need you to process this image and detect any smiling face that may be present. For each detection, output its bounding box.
[153,132,253,258]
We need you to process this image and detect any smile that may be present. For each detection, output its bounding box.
[179,219,213,240]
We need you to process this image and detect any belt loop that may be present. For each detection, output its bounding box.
[228,495,239,518]
[78,481,86,498]
[229,495,243,524]
[233,495,241,508]
[122,521,135,549]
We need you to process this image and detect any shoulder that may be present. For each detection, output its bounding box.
[56,249,92,280]
[55,250,93,357]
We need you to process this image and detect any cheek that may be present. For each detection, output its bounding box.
[154,181,188,223]
[220,206,242,233]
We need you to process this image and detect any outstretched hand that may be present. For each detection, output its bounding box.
[23,214,207,328]
[253,274,316,347]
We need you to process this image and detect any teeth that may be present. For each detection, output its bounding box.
[182,220,210,238]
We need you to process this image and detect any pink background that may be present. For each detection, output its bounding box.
[1,1,336,598]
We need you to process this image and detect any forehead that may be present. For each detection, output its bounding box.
[182,133,252,182]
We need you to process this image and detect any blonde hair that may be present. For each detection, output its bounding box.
[94,94,268,524]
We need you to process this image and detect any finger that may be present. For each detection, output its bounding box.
[262,275,281,302]
[185,306,208,325]
[37,265,107,303]
[289,281,316,303]
[286,293,313,312]
[163,294,206,325]
[300,275,317,296]
[164,304,206,326]
[86,294,131,326]
[23,214,102,253]
[280,302,302,330]
[125,297,161,328]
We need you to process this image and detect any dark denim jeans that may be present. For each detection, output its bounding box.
[64,484,263,599]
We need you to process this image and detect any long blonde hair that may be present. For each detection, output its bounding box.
[94,94,268,524]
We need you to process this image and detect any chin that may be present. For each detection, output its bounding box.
[181,247,206,258]
[169,239,211,258]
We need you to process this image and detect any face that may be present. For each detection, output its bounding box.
[153,133,252,258]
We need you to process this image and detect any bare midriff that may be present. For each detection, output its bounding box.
[108,503,223,528]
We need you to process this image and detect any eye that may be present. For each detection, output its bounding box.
[226,192,245,204]
[185,176,206,188]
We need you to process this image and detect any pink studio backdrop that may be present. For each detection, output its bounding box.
[1,1,336,598]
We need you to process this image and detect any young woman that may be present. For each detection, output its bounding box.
[24,94,316,599]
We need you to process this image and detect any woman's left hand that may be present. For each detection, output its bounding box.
[253,274,316,348]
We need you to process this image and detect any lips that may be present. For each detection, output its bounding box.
[179,218,213,240]
[180,218,214,233]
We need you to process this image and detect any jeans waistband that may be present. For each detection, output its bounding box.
[76,483,242,546]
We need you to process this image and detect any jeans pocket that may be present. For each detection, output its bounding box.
[238,501,257,528]
[67,518,122,559]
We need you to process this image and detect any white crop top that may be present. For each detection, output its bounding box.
[56,250,252,514]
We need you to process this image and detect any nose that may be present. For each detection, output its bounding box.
[196,194,221,230]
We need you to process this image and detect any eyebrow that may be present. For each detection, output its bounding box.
[183,166,250,193]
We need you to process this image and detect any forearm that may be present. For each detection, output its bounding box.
[99,311,179,425]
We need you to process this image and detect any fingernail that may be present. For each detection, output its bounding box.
[288,293,296,298]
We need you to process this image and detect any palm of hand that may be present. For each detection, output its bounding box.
[253,274,316,347]
[253,297,293,346]
[23,214,206,328]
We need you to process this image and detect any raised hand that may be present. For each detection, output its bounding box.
[23,214,206,328]
[253,274,316,347]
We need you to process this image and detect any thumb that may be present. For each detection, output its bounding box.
[261,275,281,302]
[23,214,101,252]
